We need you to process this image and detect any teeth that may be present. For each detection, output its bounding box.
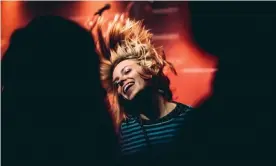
[124,85,129,93]
[123,82,133,93]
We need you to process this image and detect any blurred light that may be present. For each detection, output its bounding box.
[153,33,180,40]
[88,20,93,26]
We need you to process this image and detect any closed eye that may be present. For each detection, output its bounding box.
[124,68,131,75]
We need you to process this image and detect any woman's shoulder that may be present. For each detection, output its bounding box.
[173,101,193,114]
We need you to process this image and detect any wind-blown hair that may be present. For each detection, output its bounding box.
[94,15,177,123]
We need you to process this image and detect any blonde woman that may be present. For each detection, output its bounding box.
[94,15,193,164]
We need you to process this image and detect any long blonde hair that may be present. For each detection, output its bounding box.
[94,14,176,125]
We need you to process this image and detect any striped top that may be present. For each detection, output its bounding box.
[118,102,192,159]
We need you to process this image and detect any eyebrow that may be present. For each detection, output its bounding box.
[112,66,129,83]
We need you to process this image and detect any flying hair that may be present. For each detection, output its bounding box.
[94,14,177,124]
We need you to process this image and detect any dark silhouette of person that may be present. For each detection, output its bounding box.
[2,15,118,166]
[170,2,275,166]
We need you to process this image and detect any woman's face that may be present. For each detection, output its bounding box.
[112,59,148,100]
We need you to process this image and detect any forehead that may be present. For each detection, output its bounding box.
[112,59,137,77]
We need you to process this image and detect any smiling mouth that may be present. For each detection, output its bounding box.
[123,82,134,94]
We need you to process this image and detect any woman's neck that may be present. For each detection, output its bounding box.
[121,87,176,120]
[139,95,176,121]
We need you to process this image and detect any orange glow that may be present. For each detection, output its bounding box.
[70,1,123,26]
[164,37,217,107]
[1,1,26,56]
[0,1,217,109]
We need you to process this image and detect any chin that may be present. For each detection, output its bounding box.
[125,90,138,101]
[125,94,135,101]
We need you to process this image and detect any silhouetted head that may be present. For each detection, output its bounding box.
[2,15,104,98]
[2,15,117,165]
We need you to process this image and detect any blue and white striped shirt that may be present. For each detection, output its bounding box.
[119,102,192,157]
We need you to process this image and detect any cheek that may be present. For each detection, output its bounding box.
[118,86,123,94]
[131,72,148,87]
[136,76,147,88]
